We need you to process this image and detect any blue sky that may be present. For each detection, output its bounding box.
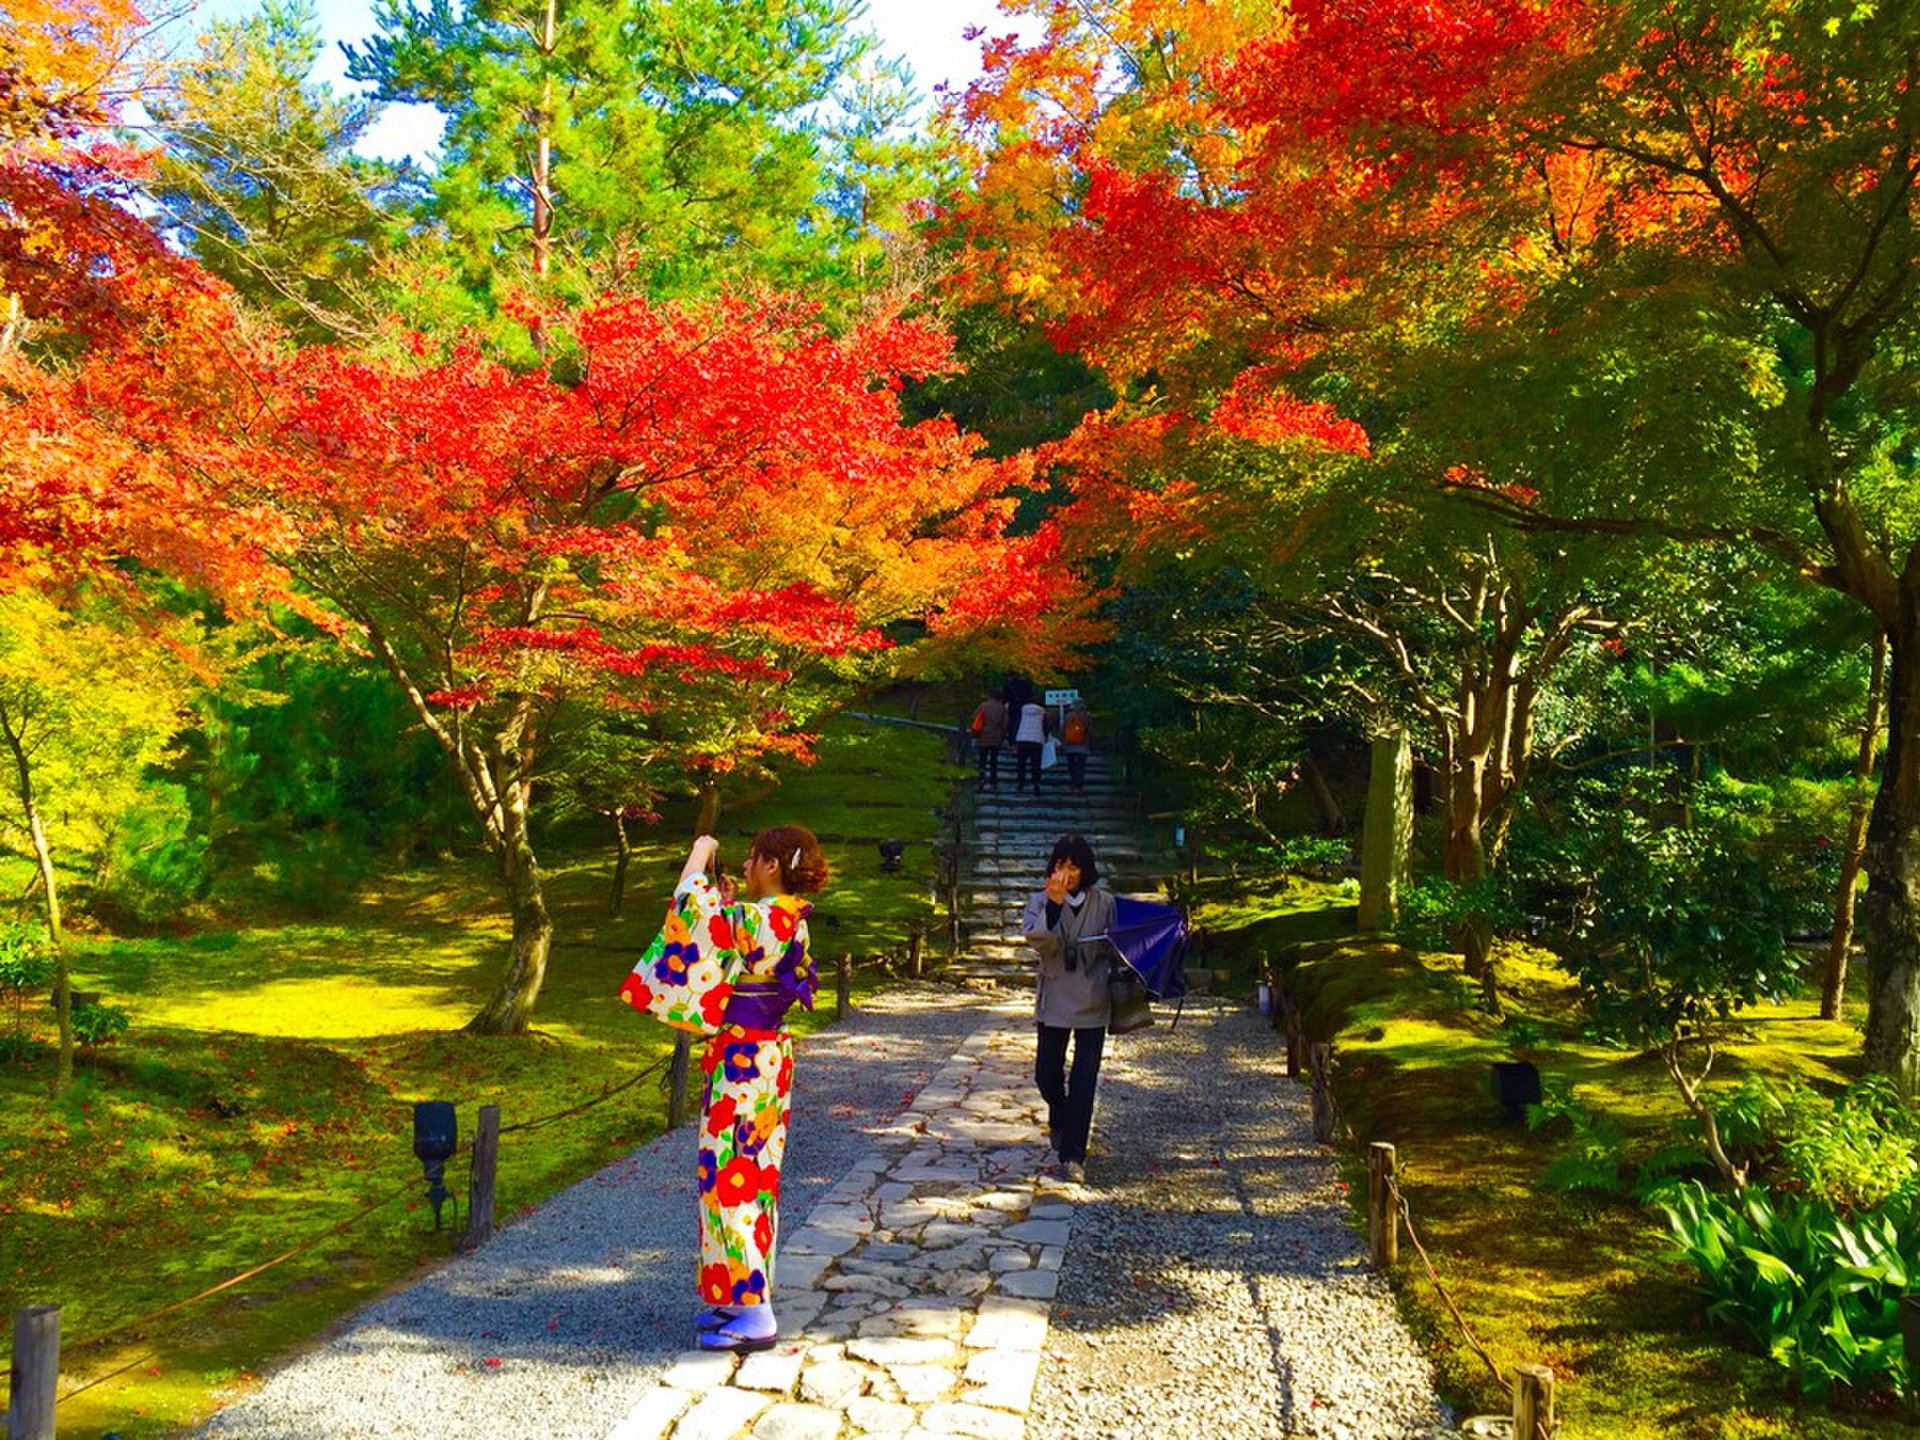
[191,0,1031,161]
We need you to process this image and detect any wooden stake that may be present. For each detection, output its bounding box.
[1276,976,1302,1081]
[667,1034,693,1130]
[463,1104,500,1250]
[837,953,852,1020]
[9,1306,59,1440]
[1310,1043,1335,1144]
[1368,1142,1399,1268]
[908,927,925,980]
[1512,1364,1554,1440]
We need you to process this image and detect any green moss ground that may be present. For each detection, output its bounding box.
[1187,867,1910,1439]
[0,716,966,1437]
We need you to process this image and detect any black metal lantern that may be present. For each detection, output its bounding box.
[1491,1061,1543,1124]
[412,1100,458,1229]
[877,839,906,872]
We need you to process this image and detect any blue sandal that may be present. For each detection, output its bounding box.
[695,1308,738,1333]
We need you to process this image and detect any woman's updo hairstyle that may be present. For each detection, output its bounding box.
[750,825,830,895]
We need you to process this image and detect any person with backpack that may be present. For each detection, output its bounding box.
[970,692,1009,788]
[1061,699,1093,794]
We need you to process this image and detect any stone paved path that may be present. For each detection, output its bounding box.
[604,1000,1065,1440]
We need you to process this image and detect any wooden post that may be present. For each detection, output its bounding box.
[667,1034,693,1130]
[1274,968,1302,1081]
[1310,1043,1335,1143]
[463,1104,500,1250]
[837,953,852,1020]
[908,927,925,980]
[1368,1142,1399,1268]
[1512,1364,1554,1439]
[9,1306,59,1440]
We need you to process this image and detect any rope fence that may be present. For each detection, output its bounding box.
[10,939,898,1433]
[6,1047,678,1429]
[1289,993,1558,1440]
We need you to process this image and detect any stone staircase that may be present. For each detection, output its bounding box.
[945,754,1163,988]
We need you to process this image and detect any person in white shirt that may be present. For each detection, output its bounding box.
[1012,699,1050,793]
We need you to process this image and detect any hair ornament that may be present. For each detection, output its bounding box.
[790,846,803,870]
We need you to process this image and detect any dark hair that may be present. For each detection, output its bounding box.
[1046,834,1099,891]
[750,825,830,895]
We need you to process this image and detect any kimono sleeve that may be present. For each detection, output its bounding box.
[618,875,744,1034]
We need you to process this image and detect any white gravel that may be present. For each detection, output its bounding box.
[1028,999,1451,1440]
[197,988,987,1440]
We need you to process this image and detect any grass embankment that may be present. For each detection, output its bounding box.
[0,716,965,1437]
[1185,866,1904,1440]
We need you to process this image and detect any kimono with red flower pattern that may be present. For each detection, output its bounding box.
[620,875,815,1309]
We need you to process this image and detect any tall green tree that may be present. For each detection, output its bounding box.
[146,0,415,343]
[346,0,922,322]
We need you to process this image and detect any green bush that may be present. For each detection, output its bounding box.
[1714,1075,1920,1212]
[1660,1181,1915,1402]
[1252,834,1354,878]
[1395,876,1517,955]
[70,997,131,1047]
[0,920,53,1055]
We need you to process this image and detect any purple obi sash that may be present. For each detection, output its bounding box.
[722,983,796,1032]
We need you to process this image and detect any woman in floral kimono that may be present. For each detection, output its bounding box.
[619,826,826,1352]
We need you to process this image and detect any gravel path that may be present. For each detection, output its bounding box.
[198,987,988,1440]
[1029,999,1450,1440]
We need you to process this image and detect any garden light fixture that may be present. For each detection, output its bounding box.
[878,839,906,872]
[412,1100,458,1229]
[1490,1061,1542,1125]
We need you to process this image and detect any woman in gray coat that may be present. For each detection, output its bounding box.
[1020,834,1115,1184]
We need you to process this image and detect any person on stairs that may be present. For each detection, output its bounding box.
[971,691,1009,788]
[1012,693,1051,793]
[1060,698,1094,795]
[618,827,827,1352]
[1021,834,1115,1184]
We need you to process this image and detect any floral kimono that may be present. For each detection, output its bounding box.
[620,875,816,1309]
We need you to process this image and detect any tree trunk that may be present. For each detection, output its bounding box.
[609,809,632,917]
[1299,756,1347,835]
[1861,616,1920,1094]
[693,782,721,838]
[464,782,553,1036]
[532,0,557,281]
[0,705,67,1088]
[1825,633,1886,1020]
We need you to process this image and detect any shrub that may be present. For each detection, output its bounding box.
[1714,1075,1920,1213]
[1660,1181,1915,1402]
[1253,834,1353,878]
[0,921,52,1055]
[1395,876,1517,955]
[70,997,131,1047]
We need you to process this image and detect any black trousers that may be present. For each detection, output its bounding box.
[1014,741,1043,790]
[1066,752,1087,791]
[977,744,1001,783]
[1035,1023,1106,1163]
